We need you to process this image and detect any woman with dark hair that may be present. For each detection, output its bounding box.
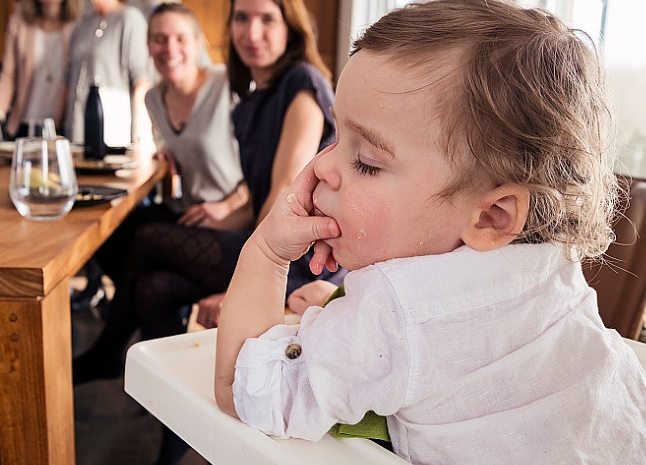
[223,0,333,226]
[0,0,83,139]
[74,2,344,461]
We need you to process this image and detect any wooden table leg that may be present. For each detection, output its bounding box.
[0,279,75,465]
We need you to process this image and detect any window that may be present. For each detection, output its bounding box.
[336,0,415,76]
[602,2,646,177]
[521,0,646,176]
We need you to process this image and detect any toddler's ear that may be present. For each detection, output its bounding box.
[461,184,529,251]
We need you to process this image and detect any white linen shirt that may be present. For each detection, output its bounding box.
[233,243,646,465]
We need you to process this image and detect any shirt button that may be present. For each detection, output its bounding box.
[285,343,302,359]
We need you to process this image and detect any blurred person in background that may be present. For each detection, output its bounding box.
[64,0,153,311]
[144,2,245,226]
[64,0,152,148]
[83,1,248,301]
[0,0,83,139]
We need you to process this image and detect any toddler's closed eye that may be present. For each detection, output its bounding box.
[351,157,381,176]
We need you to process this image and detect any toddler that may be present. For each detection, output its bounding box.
[215,1,646,464]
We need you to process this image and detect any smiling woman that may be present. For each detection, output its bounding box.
[229,0,290,88]
[143,2,245,216]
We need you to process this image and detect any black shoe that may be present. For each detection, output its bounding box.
[71,283,106,313]
[89,288,111,320]
[71,258,106,313]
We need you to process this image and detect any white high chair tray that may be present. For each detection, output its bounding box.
[623,337,646,368]
[125,329,409,465]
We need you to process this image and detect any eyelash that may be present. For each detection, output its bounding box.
[351,157,381,176]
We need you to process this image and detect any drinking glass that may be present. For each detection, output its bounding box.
[27,119,43,137]
[9,137,78,221]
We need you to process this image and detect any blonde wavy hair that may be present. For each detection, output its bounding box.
[353,0,620,260]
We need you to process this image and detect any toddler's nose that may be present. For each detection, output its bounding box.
[313,143,341,190]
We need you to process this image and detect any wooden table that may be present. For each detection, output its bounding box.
[0,152,166,465]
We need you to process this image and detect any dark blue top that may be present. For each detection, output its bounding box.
[233,62,336,217]
[229,62,344,295]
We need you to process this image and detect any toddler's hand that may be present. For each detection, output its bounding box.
[254,157,340,267]
[310,238,337,275]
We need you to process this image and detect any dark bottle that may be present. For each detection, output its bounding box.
[84,80,105,160]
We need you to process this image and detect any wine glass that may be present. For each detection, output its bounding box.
[9,137,78,221]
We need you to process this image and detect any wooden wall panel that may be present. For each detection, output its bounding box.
[304,0,339,77]
[182,0,230,65]
[0,1,16,69]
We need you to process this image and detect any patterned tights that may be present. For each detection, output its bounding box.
[90,220,247,361]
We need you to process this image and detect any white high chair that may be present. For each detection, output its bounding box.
[124,328,409,465]
[624,337,646,367]
[124,329,646,465]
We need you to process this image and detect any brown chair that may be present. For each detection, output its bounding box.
[584,175,646,340]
